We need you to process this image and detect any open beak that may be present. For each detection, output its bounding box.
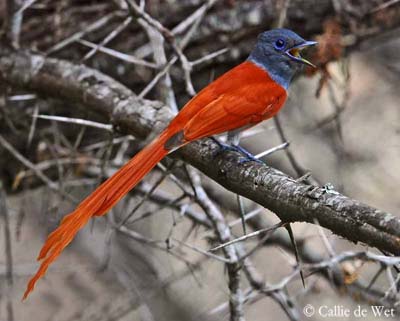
[285,40,318,68]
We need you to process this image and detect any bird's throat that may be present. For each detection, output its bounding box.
[247,56,293,90]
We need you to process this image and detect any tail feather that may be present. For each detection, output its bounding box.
[23,131,171,300]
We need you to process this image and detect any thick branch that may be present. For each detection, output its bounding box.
[0,48,399,255]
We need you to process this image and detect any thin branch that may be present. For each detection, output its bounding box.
[126,0,197,96]
[82,16,133,61]
[15,0,37,15]
[0,134,76,202]
[210,222,285,252]
[370,0,400,13]
[171,238,232,263]
[191,48,229,66]
[46,12,120,54]
[78,39,157,68]
[188,168,245,321]
[0,183,15,321]
[4,0,23,48]
[273,115,318,184]
[255,142,289,159]
[35,114,114,131]
[138,16,178,111]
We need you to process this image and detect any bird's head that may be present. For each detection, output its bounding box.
[248,28,317,89]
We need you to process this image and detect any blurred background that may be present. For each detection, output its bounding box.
[0,0,400,320]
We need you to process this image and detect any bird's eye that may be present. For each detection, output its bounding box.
[274,39,286,50]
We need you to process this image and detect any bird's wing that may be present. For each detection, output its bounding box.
[182,83,287,141]
[168,61,283,128]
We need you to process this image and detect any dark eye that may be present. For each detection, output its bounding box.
[274,38,285,50]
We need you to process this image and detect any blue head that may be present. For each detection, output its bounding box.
[248,29,317,90]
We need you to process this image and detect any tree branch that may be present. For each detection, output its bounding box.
[0,48,399,255]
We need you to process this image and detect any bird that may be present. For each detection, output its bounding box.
[23,28,316,299]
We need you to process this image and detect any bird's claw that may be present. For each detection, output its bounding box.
[210,138,263,164]
[234,145,264,164]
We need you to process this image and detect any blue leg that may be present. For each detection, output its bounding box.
[210,137,263,164]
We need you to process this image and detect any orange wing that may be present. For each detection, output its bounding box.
[182,83,286,141]
[168,61,284,128]
[167,61,287,141]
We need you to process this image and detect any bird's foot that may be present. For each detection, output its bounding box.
[234,145,264,164]
[210,137,263,164]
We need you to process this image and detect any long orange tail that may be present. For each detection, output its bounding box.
[23,130,173,299]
